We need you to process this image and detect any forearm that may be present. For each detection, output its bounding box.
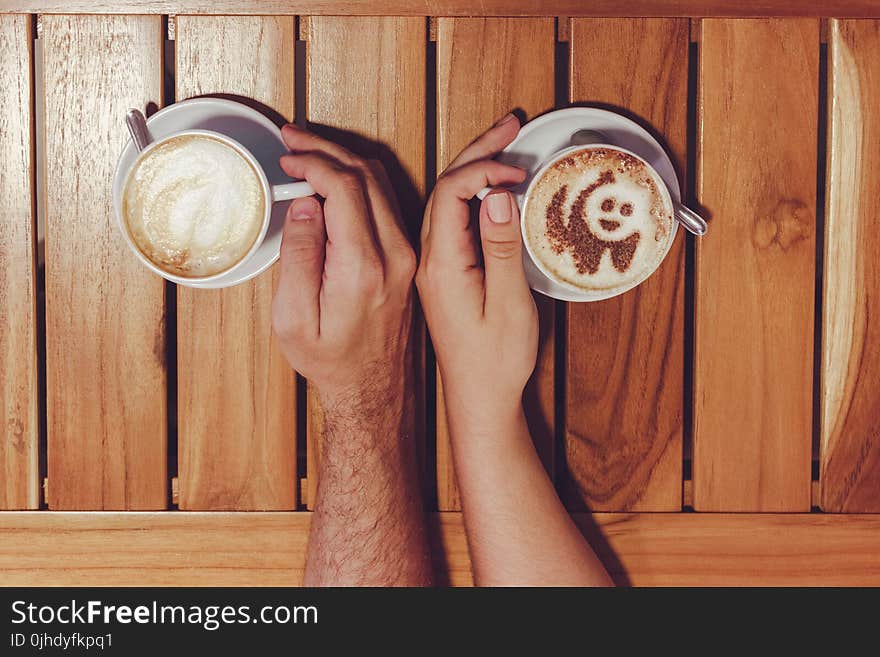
[447,399,612,587]
[304,381,432,586]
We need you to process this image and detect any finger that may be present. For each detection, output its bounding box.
[281,123,358,166]
[434,159,527,206]
[361,160,416,265]
[362,161,406,236]
[425,159,527,269]
[425,113,520,240]
[282,127,408,264]
[279,151,378,259]
[478,190,531,314]
[446,113,520,171]
[422,158,525,240]
[272,196,326,341]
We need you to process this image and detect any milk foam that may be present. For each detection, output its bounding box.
[523,148,674,294]
[123,135,265,278]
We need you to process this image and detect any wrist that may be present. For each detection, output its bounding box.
[317,370,410,447]
[445,394,527,444]
[320,380,406,421]
[315,345,409,410]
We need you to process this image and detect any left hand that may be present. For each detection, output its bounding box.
[416,113,538,429]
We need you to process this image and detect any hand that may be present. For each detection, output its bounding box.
[417,114,537,427]
[272,125,416,407]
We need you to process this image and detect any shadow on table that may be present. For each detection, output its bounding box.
[427,511,631,587]
[572,513,632,587]
[190,95,425,243]
[304,122,424,243]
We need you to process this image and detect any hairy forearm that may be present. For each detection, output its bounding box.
[304,379,432,587]
[446,399,612,587]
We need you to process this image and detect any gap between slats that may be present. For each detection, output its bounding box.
[0,14,40,510]
[162,14,178,509]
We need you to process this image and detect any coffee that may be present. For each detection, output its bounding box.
[523,147,674,294]
[123,134,265,278]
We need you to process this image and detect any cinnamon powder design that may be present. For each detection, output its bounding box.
[545,171,641,275]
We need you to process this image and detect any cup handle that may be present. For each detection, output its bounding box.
[271,180,315,202]
[674,203,708,236]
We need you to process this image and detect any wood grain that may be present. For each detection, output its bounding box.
[1,511,879,586]
[3,0,880,17]
[694,19,817,511]
[304,16,426,509]
[175,16,298,510]
[562,18,687,512]
[0,15,38,510]
[435,17,556,511]
[42,15,167,510]
[820,19,880,512]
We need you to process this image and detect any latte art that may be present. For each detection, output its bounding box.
[523,147,674,294]
[123,134,266,278]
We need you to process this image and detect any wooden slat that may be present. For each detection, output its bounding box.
[562,18,687,512]
[435,17,556,511]
[304,16,426,509]
[694,19,817,511]
[4,1,880,18]
[0,15,39,510]
[175,16,298,510]
[820,19,880,512]
[42,15,166,510]
[1,511,879,586]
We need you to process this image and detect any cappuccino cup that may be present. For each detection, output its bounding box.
[114,129,314,284]
[478,131,703,301]
[520,143,677,300]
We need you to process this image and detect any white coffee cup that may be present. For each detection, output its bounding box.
[520,143,678,300]
[477,129,705,301]
[113,128,315,285]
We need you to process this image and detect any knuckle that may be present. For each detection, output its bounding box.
[354,160,379,188]
[281,232,323,259]
[346,154,368,172]
[353,157,375,173]
[503,294,538,330]
[482,237,521,260]
[337,169,364,193]
[399,247,417,282]
[432,173,452,195]
[364,158,388,181]
[356,258,385,291]
[415,258,438,289]
[271,303,301,342]
[414,263,428,291]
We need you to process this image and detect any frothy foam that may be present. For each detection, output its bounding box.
[123,134,265,278]
[523,147,674,294]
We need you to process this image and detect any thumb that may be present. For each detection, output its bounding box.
[272,196,325,341]
[479,190,530,312]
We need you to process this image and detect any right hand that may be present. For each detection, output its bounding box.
[416,113,538,428]
[271,125,416,409]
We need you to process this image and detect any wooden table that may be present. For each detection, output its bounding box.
[1,1,879,586]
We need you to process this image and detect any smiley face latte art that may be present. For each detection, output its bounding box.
[523,147,675,294]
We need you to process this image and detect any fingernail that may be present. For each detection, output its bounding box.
[486,192,513,223]
[290,198,317,221]
[283,123,298,131]
[494,113,516,127]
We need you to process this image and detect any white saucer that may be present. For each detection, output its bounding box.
[495,107,682,302]
[114,97,293,289]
